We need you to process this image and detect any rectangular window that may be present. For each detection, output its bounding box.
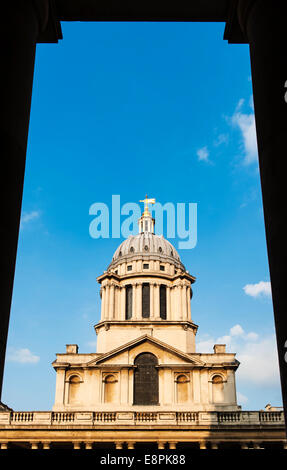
[160,265,165,271]
[160,285,167,319]
[143,264,149,269]
[142,283,150,318]
[127,265,132,271]
[125,285,132,319]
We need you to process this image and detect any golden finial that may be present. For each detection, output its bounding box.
[139,195,156,215]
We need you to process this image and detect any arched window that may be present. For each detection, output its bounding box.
[68,375,81,404]
[125,285,132,319]
[142,283,150,318]
[176,374,189,403]
[104,374,118,403]
[212,375,225,403]
[160,285,167,319]
[134,353,158,405]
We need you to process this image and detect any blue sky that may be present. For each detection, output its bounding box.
[2,22,282,411]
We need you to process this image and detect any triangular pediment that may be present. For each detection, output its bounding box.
[87,335,205,367]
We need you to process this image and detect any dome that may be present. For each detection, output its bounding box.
[108,232,185,271]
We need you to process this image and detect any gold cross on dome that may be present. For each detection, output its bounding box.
[140,194,156,214]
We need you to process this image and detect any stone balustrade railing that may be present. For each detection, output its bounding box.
[0,410,284,427]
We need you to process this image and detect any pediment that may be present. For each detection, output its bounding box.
[87,335,205,367]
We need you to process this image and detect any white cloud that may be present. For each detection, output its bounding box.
[7,348,40,364]
[243,281,272,298]
[230,324,244,336]
[196,324,280,387]
[236,335,279,386]
[245,332,259,341]
[196,146,209,162]
[20,211,40,228]
[231,98,258,165]
[237,392,248,405]
[214,133,229,147]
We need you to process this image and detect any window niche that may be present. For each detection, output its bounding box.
[103,374,118,403]
[211,375,225,403]
[125,285,133,319]
[160,285,167,319]
[68,375,82,404]
[175,374,190,403]
[142,283,150,318]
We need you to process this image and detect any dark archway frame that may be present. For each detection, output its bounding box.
[2,1,287,434]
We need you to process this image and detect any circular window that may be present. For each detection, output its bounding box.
[144,245,149,252]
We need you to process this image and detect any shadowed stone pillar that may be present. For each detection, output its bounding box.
[109,284,115,320]
[31,442,40,449]
[168,442,177,449]
[85,442,93,449]
[234,0,287,432]
[101,286,106,320]
[127,442,135,449]
[115,442,124,449]
[150,283,155,319]
[0,0,61,404]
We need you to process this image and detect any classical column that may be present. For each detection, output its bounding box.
[42,442,50,450]
[178,285,183,320]
[210,442,218,449]
[187,287,191,321]
[234,0,287,429]
[115,442,124,449]
[31,442,40,449]
[181,284,187,320]
[157,442,166,449]
[168,442,177,449]
[150,283,155,320]
[127,442,135,449]
[166,286,171,320]
[109,284,115,320]
[132,284,137,320]
[105,285,110,320]
[73,442,81,449]
[199,441,207,449]
[0,443,8,450]
[120,286,126,320]
[240,442,249,449]
[54,367,66,406]
[85,442,93,449]
[101,286,106,320]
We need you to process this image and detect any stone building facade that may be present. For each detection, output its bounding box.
[0,200,285,449]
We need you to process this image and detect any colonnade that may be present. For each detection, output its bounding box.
[100,281,191,322]
[1,440,286,450]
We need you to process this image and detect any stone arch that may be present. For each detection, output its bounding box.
[134,353,158,405]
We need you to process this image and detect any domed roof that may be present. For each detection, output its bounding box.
[108,196,186,272]
[108,232,185,271]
